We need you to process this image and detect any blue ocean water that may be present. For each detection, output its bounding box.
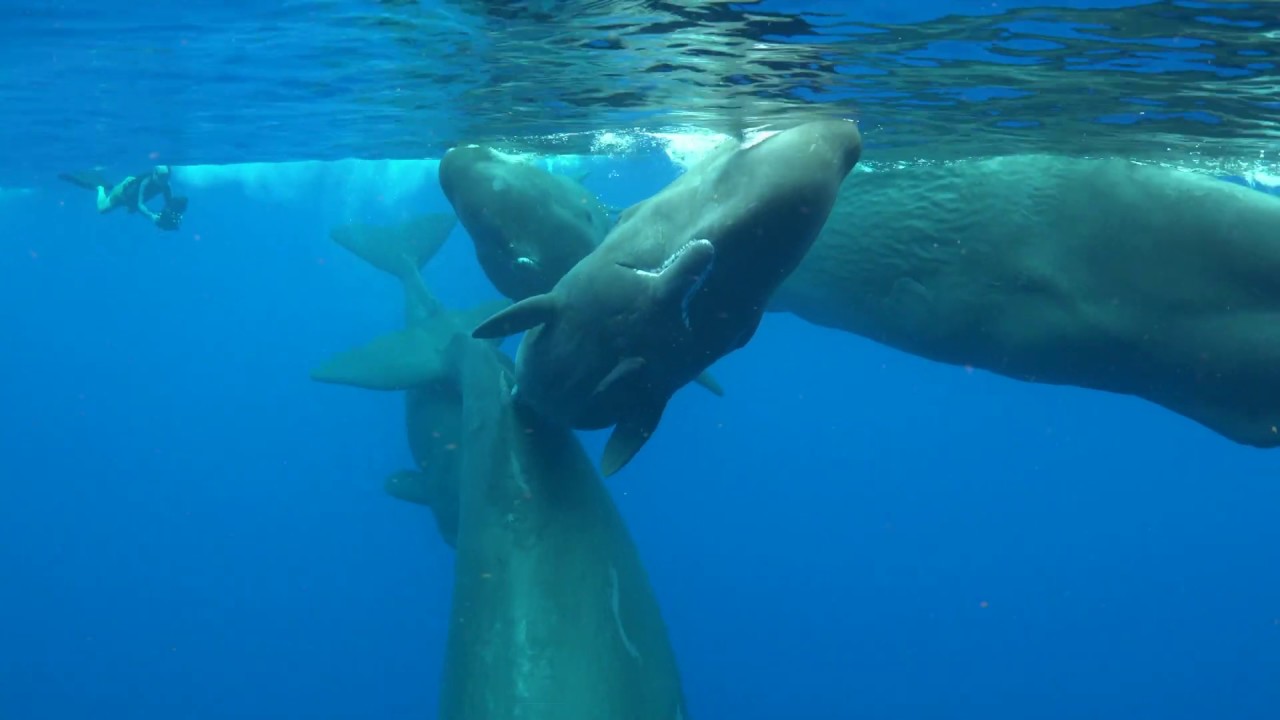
[3,1,1280,719]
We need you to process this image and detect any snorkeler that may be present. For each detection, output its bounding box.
[59,165,189,231]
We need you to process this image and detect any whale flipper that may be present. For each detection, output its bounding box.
[457,300,514,343]
[472,293,557,339]
[384,469,459,548]
[693,370,724,397]
[601,397,668,477]
[472,297,724,396]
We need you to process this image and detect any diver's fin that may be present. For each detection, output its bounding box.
[384,470,458,549]
[310,327,448,390]
[58,169,112,191]
[601,396,668,477]
[472,293,557,339]
[694,370,725,397]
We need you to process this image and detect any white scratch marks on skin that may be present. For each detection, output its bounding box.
[609,564,642,662]
[513,467,531,507]
[514,617,533,702]
[498,369,532,499]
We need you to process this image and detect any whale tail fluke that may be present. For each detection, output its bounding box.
[330,212,458,318]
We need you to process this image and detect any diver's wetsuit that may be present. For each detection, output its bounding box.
[98,171,172,220]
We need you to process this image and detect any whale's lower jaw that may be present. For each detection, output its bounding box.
[619,239,716,329]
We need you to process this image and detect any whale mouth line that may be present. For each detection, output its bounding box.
[613,239,714,329]
[618,238,707,278]
[680,252,713,329]
[657,238,706,274]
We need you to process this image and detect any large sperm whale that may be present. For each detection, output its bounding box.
[436,144,727,399]
[772,154,1280,447]
[311,214,690,719]
[473,119,863,475]
[437,145,614,302]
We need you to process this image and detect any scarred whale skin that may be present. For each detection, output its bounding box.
[772,154,1280,447]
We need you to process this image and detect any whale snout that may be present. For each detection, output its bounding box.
[822,120,863,175]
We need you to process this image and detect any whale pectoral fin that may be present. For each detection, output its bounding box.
[601,397,668,477]
[693,369,725,397]
[472,294,557,339]
[457,299,514,346]
[594,356,646,396]
[384,470,458,549]
[384,469,436,506]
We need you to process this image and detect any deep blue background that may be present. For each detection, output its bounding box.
[2,147,1279,719]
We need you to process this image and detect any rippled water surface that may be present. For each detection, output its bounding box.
[1,0,1277,181]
